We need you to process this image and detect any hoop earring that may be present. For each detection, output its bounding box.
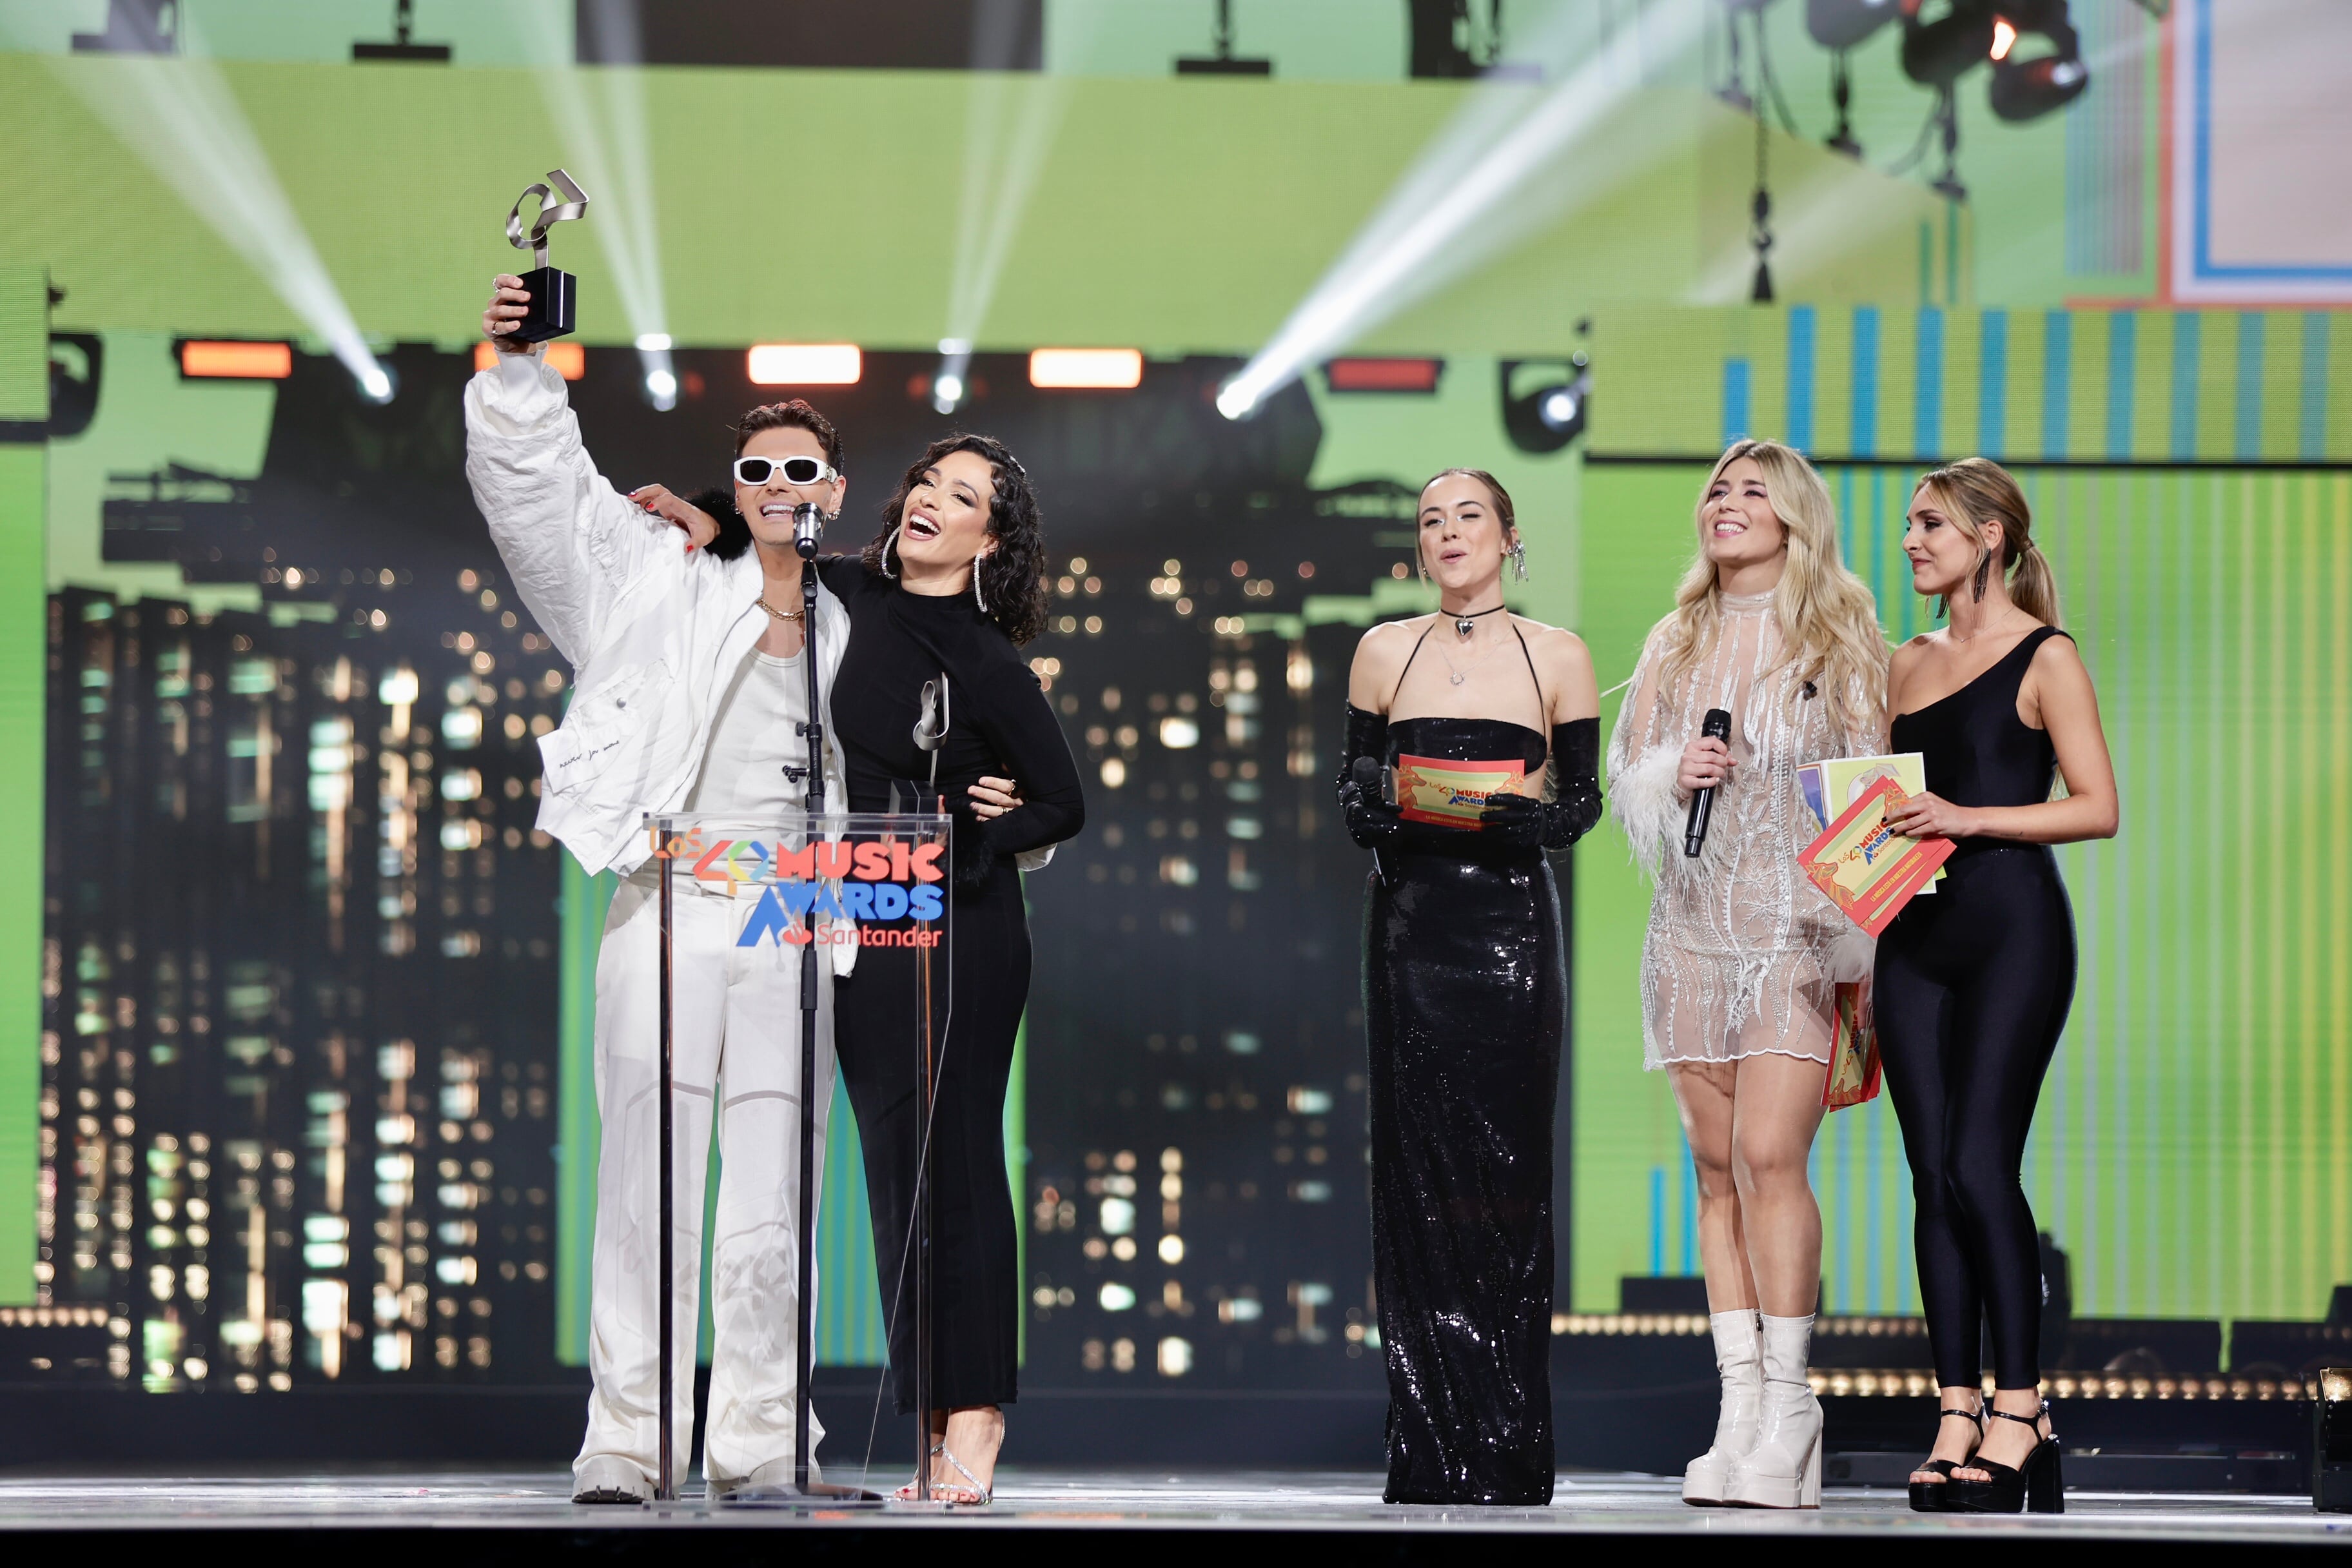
[878,525,899,578]
[1972,549,1993,603]
[1507,540,1529,583]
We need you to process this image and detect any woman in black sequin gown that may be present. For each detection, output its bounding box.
[1338,470,1602,1505]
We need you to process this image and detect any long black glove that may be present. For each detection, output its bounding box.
[1478,717,1603,850]
[1336,703,1403,851]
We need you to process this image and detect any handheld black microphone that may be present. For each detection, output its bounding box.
[792,500,821,560]
[1351,755,1383,798]
[1683,707,1734,858]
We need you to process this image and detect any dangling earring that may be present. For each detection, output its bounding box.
[1972,548,1994,602]
[1416,556,1429,582]
[879,525,900,578]
[972,553,989,616]
[1507,540,1529,583]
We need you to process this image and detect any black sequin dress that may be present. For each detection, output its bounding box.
[1346,710,1574,1505]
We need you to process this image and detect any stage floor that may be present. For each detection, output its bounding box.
[0,1469,2338,1546]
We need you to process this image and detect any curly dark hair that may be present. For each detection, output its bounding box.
[862,433,1048,645]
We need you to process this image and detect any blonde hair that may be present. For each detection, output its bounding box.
[1911,456,2061,628]
[1654,438,1888,737]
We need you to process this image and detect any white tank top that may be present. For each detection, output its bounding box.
[681,647,809,821]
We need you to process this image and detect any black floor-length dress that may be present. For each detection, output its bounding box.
[817,557,1083,1413]
[1356,714,1565,1505]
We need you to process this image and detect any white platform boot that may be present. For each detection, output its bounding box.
[1681,1311,1764,1505]
[1722,1312,1822,1509]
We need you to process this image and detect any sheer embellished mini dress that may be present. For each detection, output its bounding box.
[1605,591,1885,1070]
[1338,620,1601,1506]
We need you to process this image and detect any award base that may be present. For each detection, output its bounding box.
[511,266,576,343]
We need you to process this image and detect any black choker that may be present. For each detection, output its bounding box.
[1450,603,1506,638]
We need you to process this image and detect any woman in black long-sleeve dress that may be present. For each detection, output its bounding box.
[816,435,1080,1504]
[1337,469,1603,1505]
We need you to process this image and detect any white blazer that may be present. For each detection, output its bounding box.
[462,354,851,883]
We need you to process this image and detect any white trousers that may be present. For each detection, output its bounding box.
[574,875,835,1487]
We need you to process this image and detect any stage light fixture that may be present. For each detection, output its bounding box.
[931,338,973,415]
[1986,1,2089,122]
[471,342,584,380]
[357,362,395,405]
[1029,349,1144,391]
[1501,355,1591,455]
[1899,2,1998,88]
[634,334,676,411]
[747,344,861,387]
[352,0,451,63]
[179,340,292,380]
[71,0,175,54]
[1176,0,1272,75]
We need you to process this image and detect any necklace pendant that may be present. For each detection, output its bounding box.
[1449,672,1466,685]
[1455,616,1475,637]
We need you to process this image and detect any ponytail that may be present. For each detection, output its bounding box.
[2007,540,2062,628]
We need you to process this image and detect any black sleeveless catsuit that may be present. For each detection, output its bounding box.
[1875,625,2077,1390]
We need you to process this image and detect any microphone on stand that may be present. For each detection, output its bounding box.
[1683,708,1734,858]
[792,500,822,560]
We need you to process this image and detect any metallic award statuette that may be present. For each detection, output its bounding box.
[504,169,590,343]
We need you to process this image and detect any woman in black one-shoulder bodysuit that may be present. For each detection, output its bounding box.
[1339,470,1602,1505]
[1874,459,2118,1516]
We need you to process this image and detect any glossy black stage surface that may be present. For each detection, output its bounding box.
[0,1467,2340,1562]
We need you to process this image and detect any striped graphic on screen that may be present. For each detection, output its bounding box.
[1574,304,2352,1322]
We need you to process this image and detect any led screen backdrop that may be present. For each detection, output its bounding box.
[1574,303,2352,1321]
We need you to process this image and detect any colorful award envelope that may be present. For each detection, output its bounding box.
[1393,754,1527,829]
[1823,980,1882,1111]
[1796,774,1955,936]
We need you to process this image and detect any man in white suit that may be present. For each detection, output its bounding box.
[467,273,852,1501]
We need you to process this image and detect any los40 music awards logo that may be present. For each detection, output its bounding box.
[649,826,946,948]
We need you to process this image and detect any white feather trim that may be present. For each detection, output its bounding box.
[1608,742,1685,883]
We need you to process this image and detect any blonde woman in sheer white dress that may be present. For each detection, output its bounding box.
[1606,439,1887,1509]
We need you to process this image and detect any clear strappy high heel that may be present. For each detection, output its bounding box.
[934,1444,993,1507]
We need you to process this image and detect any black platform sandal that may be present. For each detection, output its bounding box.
[1905,1406,1983,1513]
[1945,1402,2063,1514]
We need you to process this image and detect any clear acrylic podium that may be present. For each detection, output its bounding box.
[642,807,952,1504]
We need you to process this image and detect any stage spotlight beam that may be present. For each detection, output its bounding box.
[1216,0,1701,422]
[527,0,673,405]
[37,21,391,402]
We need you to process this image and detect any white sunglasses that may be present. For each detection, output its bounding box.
[733,455,838,487]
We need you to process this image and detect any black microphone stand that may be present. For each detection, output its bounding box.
[791,502,824,1494]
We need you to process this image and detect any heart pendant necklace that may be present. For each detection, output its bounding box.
[1451,602,1506,639]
